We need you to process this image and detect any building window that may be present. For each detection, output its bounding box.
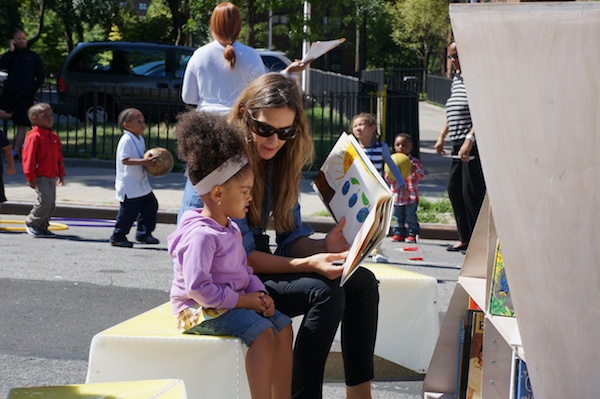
[139,2,148,11]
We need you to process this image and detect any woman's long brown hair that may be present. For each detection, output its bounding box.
[229,73,314,233]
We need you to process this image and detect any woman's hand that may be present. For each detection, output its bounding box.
[434,137,446,155]
[325,217,350,253]
[283,59,309,74]
[458,139,473,162]
[307,251,348,280]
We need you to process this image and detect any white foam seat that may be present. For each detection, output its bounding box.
[8,379,187,399]
[86,304,251,399]
[86,264,439,399]
[340,263,439,373]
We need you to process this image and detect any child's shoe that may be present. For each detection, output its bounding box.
[25,224,42,237]
[136,235,160,244]
[110,239,134,248]
[391,234,404,242]
[39,229,56,237]
[372,253,389,263]
[405,235,417,243]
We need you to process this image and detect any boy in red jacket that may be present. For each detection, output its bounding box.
[22,103,65,237]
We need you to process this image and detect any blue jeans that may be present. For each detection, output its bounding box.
[185,308,291,347]
[110,192,158,242]
[179,177,203,223]
[392,201,419,237]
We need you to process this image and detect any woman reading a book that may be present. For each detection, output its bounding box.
[230,73,380,399]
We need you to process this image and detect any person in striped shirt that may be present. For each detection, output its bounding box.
[435,42,486,253]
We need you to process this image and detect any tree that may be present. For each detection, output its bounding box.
[117,1,174,44]
[387,0,450,76]
[0,0,22,43]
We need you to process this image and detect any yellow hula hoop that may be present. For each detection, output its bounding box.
[0,220,69,232]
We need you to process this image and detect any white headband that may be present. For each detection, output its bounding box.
[193,154,249,196]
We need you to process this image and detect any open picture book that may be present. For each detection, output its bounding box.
[312,132,394,286]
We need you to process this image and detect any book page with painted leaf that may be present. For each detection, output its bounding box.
[312,132,393,286]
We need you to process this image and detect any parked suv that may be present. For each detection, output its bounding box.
[55,41,294,123]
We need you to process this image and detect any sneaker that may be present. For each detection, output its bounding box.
[136,235,160,244]
[39,229,56,237]
[110,239,134,248]
[405,236,417,243]
[25,225,42,237]
[372,253,389,264]
[391,234,404,242]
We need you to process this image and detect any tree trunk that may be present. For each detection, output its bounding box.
[27,0,45,48]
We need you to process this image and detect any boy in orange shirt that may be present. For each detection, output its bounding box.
[22,103,65,237]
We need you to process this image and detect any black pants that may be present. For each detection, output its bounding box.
[110,192,158,242]
[447,141,486,244]
[259,267,379,399]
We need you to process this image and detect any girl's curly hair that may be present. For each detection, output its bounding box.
[175,110,249,186]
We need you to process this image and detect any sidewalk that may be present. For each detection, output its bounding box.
[1,102,456,238]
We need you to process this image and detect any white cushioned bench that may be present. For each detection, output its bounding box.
[86,264,439,399]
[8,379,187,399]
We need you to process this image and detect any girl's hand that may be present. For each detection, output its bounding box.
[307,251,348,280]
[237,292,268,313]
[260,295,275,317]
[325,217,350,253]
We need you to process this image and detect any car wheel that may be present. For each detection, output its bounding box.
[79,95,115,123]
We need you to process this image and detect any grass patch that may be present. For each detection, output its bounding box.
[417,197,454,224]
[312,210,332,218]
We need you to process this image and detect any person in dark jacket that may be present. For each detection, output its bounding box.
[0,29,45,158]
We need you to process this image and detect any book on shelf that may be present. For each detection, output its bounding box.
[489,240,515,317]
[457,299,483,399]
[312,132,393,286]
[515,357,535,399]
[465,311,484,399]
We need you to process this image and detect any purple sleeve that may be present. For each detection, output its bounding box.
[180,231,240,309]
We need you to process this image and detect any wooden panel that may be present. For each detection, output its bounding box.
[481,321,512,399]
[423,284,470,395]
[450,3,600,398]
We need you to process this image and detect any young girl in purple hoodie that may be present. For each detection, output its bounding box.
[169,111,293,399]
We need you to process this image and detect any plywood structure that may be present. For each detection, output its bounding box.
[447,3,600,398]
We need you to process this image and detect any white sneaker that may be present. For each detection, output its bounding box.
[25,225,42,237]
[372,253,389,263]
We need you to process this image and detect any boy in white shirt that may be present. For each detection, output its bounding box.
[109,108,160,248]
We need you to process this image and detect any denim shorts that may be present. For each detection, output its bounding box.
[184,308,291,346]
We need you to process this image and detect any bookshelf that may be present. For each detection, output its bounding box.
[424,3,600,398]
[423,199,516,399]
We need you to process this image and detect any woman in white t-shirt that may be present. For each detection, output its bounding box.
[181,2,267,114]
[180,2,306,218]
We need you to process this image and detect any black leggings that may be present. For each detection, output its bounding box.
[448,141,486,244]
[259,267,379,399]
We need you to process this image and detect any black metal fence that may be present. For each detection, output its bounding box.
[3,69,421,169]
[426,74,452,106]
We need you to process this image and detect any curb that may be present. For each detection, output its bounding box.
[1,202,459,241]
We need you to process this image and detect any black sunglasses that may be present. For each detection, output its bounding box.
[248,113,298,141]
[447,53,459,60]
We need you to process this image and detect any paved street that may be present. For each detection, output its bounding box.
[0,214,463,399]
[0,101,463,398]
